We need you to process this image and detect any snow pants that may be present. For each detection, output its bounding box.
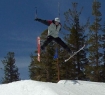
[41,36,71,53]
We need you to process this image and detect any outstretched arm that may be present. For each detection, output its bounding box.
[35,18,52,26]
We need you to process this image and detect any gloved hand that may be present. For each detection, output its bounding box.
[34,18,40,21]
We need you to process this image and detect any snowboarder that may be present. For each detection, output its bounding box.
[35,17,72,54]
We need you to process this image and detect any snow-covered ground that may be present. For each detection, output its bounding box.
[0,80,105,95]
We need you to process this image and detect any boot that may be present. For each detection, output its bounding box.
[65,47,73,55]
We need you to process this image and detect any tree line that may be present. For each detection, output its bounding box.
[1,1,105,83]
[29,1,105,82]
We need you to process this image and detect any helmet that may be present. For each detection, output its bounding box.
[55,17,60,22]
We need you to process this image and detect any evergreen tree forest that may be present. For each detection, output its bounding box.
[1,1,105,83]
[29,1,105,82]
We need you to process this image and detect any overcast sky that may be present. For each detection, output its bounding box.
[0,0,105,80]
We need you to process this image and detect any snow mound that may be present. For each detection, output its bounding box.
[0,80,105,95]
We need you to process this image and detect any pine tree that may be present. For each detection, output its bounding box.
[100,22,105,82]
[64,2,88,80]
[86,0,102,82]
[2,52,20,83]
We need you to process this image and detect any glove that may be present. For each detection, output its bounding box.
[34,18,40,21]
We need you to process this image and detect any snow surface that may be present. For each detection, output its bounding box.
[0,80,105,95]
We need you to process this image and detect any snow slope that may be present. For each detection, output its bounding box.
[0,80,105,95]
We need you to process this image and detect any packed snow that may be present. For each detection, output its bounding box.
[0,80,105,95]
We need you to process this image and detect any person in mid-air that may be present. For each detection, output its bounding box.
[35,17,72,54]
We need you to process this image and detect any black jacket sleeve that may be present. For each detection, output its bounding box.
[35,18,51,26]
